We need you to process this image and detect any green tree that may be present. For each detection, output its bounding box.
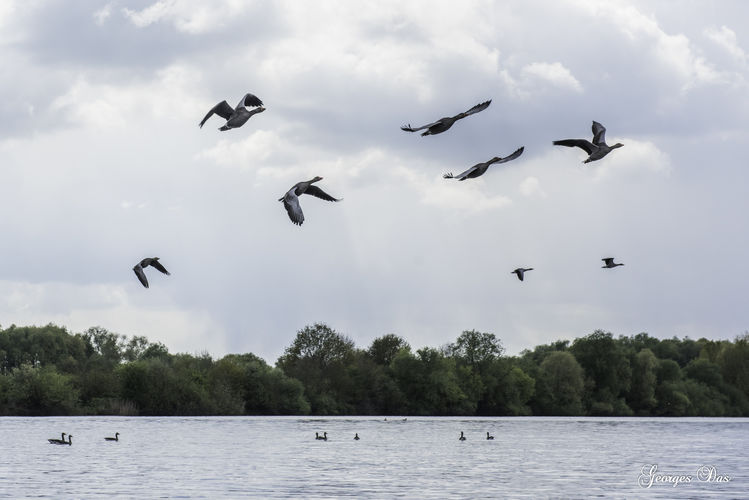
[276,323,356,414]
[368,334,410,366]
[534,351,584,415]
[628,348,658,414]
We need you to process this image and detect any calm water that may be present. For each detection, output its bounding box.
[1,416,747,498]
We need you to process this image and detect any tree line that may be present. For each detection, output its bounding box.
[1,323,747,417]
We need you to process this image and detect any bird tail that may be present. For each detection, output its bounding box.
[219,125,231,131]
[443,173,454,179]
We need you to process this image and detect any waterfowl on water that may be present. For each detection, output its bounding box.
[66,435,72,445]
[105,432,120,441]
[444,147,524,180]
[133,257,170,288]
[354,433,360,440]
[511,268,534,281]
[319,432,328,441]
[553,121,623,163]
[602,257,624,269]
[48,432,66,445]
[486,432,494,440]
[199,93,265,131]
[459,431,466,441]
[279,176,341,226]
[401,100,491,136]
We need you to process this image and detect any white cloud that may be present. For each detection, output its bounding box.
[521,62,583,93]
[705,25,747,63]
[519,176,546,198]
[592,139,672,182]
[572,0,723,90]
[93,3,113,26]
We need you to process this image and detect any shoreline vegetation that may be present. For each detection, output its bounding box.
[0,323,747,417]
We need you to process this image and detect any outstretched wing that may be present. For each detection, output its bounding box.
[237,93,263,109]
[493,146,524,165]
[401,120,441,133]
[304,185,340,202]
[283,192,305,225]
[444,165,477,181]
[133,265,149,288]
[150,260,170,275]
[553,139,595,155]
[455,99,491,119]
[199,100,234,128]
[591,121,607,145]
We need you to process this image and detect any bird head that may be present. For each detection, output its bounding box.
[311,176,323,182]
[612,143,624,148]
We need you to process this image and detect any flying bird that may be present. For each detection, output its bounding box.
[133,257,170,288]
[401,100,491,136]
[602,257,624,269]
[553,121,623,163]
[444,147,524,180]
[199,93,265,131]
[279,176,341,226]
[511,268,534,281]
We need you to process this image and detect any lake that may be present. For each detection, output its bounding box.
[1,416,747,498]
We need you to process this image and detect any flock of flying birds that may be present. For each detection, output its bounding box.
[132,93,626,288]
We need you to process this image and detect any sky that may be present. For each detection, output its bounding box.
[1,0,748,363]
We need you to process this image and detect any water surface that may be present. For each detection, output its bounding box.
[1,416,746,498]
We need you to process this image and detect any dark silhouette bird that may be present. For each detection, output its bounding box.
[602,257,624,269]
[66,435,73,445]
[512,268,534,281]
[48,432,66,445]
[444,147,524,180]
[133,257,170,288]
[105,432,120,442]
[459,431,466,441]
[401,100,491,136]
[318,432,327,441]
[199,93,265,131]
[279,176,341,226]
[354,433,360,440]
[553,121,623,163]
[486,432,494,440]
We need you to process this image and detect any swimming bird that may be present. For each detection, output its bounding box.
[444,147,524,180]
[66,435,73,445]
[553,121,623,163]
[354,433,360,440]
[511,268,534,281]
[133,257,170,288]
[486,432,494,440]
[279,176,341,226]
[459,431,466,441]
[401,100,491,136]
[320,432,328,441]
[199,93,265,131]
[48,432,66,444]
[602,257,624,269]
[105,432,120,442]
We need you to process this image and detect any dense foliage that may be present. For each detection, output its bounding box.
[1,323,748,416]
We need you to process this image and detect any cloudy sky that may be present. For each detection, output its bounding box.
[1,0,748,362]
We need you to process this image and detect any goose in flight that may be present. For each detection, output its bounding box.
[401,100,491,136]
[133,257,170,288]
[444,147,524,180]
[602,257,624,269]
[553,121,623,163]
[199,93,265,131]
[511,268,534,281]
[48,432,67,445]
[279,177,341,226]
